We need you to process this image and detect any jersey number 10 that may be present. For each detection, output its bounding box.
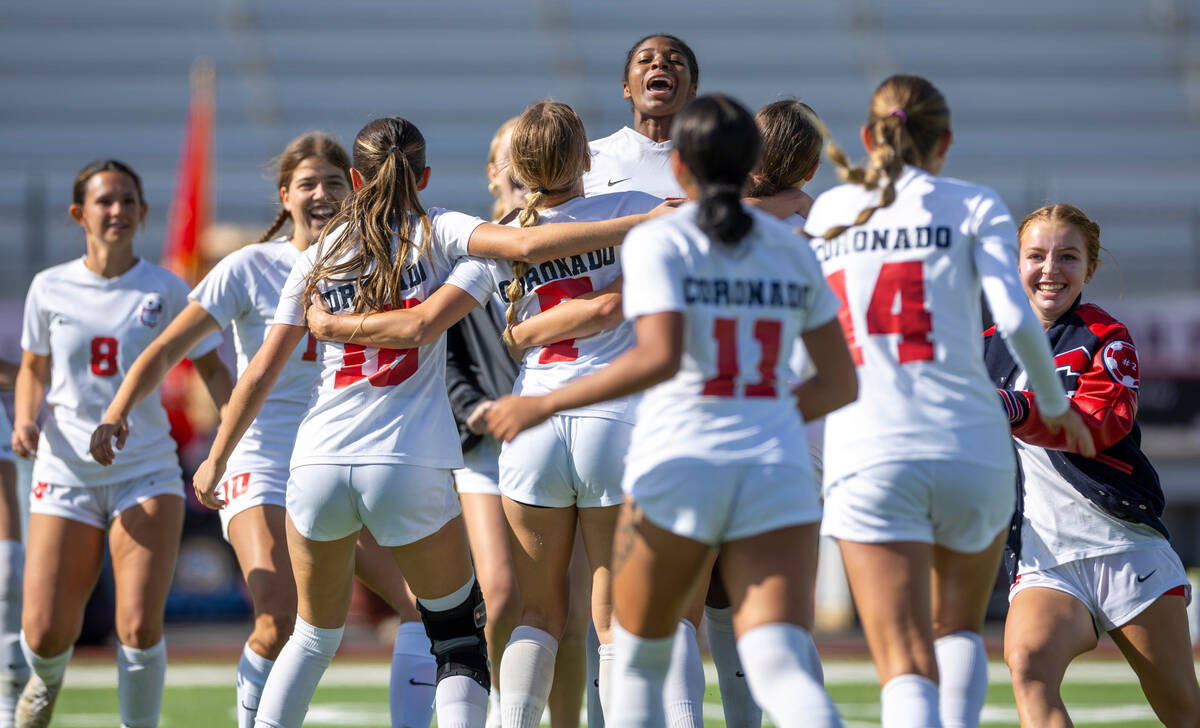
[333,299,421,388]
[827,261,934,366]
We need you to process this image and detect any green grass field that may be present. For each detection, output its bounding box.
[50,657,1183,727]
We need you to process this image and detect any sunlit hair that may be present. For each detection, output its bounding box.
[748,100,822,198]
[501,101,590,345]
[486,117,520,222]
[303,117,430,314]
[1019,203,1103,270]
[260,131,352,243]
[812,74,951,239]
[72,159,145,207]
[672,94,761,244]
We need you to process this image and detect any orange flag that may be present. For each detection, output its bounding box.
[162,59,215,286]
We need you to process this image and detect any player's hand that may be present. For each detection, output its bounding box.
[192,457,225,510]
[1039,406,1097,458]
[466,400,493,436]
[647,198,685,218]
[89,419,129,466]
[306,292,337,341]
[485,395,553,442]
[11,421,38,459]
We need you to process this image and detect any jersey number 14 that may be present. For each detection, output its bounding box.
[827,261,934,366]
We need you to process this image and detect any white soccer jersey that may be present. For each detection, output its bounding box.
[274,209,490,469]
[582,127,684,200]
[621,203,841,469]
[804,166,1043,484]
[20,258,221,486]
[189,238,319,472]
[474,192,661,421]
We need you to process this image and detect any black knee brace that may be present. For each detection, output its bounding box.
[417,580,490,691]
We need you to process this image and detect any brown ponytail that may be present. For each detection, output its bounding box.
[813,75,950,239]
[303,118,431,313]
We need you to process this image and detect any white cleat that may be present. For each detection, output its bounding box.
[14,675,60,728]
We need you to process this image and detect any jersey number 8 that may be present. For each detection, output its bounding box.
[827,261,934,366]
[90,336,119,377]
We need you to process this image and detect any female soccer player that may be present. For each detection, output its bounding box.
[486,93,857,728]
[193,115,671,728]
[803,75,1095,728]
[12,159,230,728]
[89,133,440,728]
[990,204,1200,727]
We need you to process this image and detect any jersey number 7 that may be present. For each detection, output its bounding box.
[827,260,934,366]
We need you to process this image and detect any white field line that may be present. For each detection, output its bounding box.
[61,659,1193,689]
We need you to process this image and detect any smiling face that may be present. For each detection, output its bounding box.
[281,156,350,245]
[623,36,697,119]
[70,170,146,248]
[1019,220,1097,328]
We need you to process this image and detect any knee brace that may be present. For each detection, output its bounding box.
[417,580,490,691]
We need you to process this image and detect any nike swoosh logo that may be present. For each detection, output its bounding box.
[1136,569,1157,583]
[408,677,436,687]
[607,177,631,187]
[735,670,745,678]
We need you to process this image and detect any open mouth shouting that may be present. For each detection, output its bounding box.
[308,203,335,230]
[645,72,676,101]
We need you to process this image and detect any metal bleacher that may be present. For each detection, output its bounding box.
[2,0,1198,302]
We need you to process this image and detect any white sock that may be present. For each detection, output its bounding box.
[237,643,274,728]
[486,686,502,728]
[880,674,941,728]
[597,642,616,719]
[499,625,557,728]
[0,542,26,728]
[390,621,436,728]
[704,606,761,728]
[610,620,673,727]
[116,638,167,728]
[586,622,604,728]
[254,616,343,728]
[737,623,840,728]
[19,631,69,689]
[435,675,489,728]
[664,620,704,728]
[935,631,986,728]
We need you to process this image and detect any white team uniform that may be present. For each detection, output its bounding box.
[20,258,221,528]
[620,203,840,545]
[465,192,660,508]
[273,210,491,546]
[1005,370,1189,631]
[804,166,1067,551]
[582,127,684,200]
[189,238,320,538]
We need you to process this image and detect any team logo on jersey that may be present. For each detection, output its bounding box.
[1052,346,1091,397]
[139,293,164,327]
[1101,340,1139,390]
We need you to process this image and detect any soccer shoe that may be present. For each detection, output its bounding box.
[14,674,60,728]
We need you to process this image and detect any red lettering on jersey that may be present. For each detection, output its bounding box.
[701,317,783,398]
[302,332,319,362]
[1101,340,1139,390]
[333,298,421,389]
[221,472,251,503]
[90,337,119,377]
[534,277,595,364]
